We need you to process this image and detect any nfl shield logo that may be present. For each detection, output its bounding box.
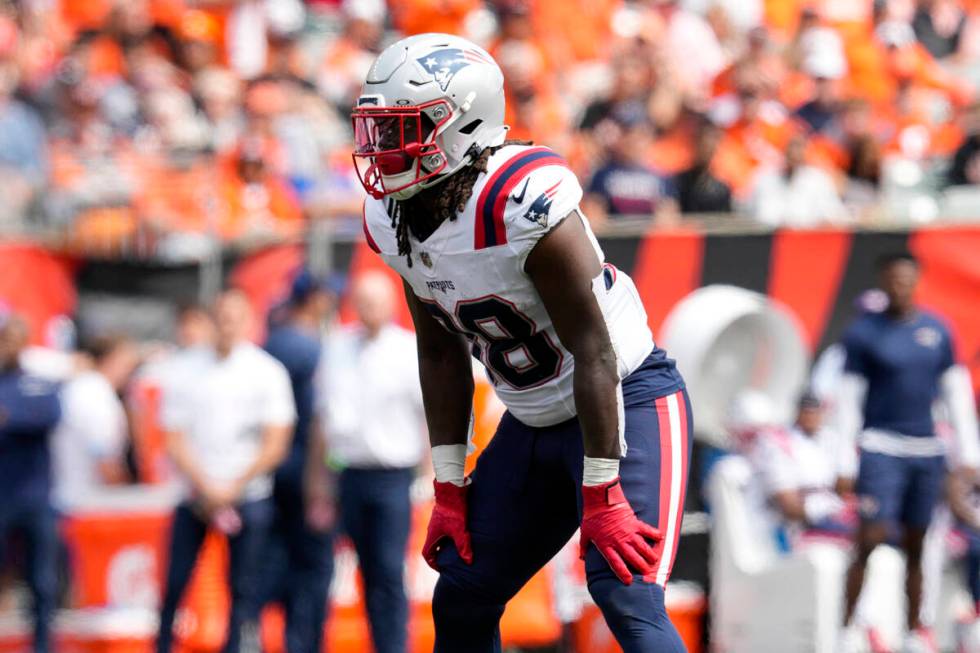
[419,251,433,268]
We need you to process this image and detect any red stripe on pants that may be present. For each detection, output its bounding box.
[646,392,688,586]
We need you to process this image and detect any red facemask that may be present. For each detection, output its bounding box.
[351,99,451,199]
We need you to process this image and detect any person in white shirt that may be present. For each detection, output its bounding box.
[51,334,139,509]
[311,270,425,653]
[747,135,849,228]
[157,289,295,653]
[752,390,856,541]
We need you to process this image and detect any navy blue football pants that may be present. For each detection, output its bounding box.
[339,467,414,653]
[157,499,272,653]
[0,499,57,653]
[432,389,693,653]
[262,477,334,653]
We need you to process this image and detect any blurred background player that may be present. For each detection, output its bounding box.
[750,389,856,544]
[838,252,980,653]
[262,270,339,653]
[50,334,139,508]
[0,313,61,653]
[312,270,425,653]
[156,290,295,653]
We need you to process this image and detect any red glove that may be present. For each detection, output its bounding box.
[422,480,473,570]
[580,478,662,585]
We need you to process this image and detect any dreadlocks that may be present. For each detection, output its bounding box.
[391,140,533,267]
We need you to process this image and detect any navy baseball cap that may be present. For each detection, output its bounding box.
[289,269,346,304]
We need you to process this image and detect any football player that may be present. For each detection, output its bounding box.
[837,253,980,653]
[351,34,691,652]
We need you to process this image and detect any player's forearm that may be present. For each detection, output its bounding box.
[165,430,210,492]
[773,490,806,522]
[236,424,292,486]
[418,347,474,448]
[96,458,129,485]
[420,349,473,487]
[573,343,622,460]
[304,421,334,500]
[404,280,474,449]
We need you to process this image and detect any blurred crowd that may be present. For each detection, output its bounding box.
[1,0,980,256]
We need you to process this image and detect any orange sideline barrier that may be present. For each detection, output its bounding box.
[60,512,170,609]
[39,500,563,653]
[0,633,151,653]
[7,501,701,653]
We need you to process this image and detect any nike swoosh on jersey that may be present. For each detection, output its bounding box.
[510,179,530,204]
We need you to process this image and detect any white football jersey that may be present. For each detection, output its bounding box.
[363,144,655,427]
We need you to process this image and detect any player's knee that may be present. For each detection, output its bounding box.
[431,575,504,631]
[589,576,667,622]
[588,578,685,653]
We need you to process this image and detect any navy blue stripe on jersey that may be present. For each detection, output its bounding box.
[474,147,565,249]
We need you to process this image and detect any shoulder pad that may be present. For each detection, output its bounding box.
[473,146,581,250]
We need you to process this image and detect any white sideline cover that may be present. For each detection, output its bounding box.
[708,455,910,653]
[660,285,810,448]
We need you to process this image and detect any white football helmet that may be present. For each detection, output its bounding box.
[351,33,507,200]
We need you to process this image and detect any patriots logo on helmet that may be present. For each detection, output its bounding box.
[522,180,562,227]
[417,48,493,92]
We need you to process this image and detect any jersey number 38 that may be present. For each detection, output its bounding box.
[423,296,563,389]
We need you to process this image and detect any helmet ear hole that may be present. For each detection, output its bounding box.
[458,119,483,135]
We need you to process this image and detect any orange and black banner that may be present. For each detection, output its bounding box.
[253,226,980,388]
[61,226,980,388]
[585,226,980,389]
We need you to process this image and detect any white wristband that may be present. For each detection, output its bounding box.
[432,444,467,486]
[583,456,620,486]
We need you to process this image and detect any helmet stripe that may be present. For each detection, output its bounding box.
[475,148,566,250]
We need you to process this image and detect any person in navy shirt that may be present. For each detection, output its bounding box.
[583,109,678,223]
[262,270,340,653]
[0,313,62,653]
[838,253,980,652]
